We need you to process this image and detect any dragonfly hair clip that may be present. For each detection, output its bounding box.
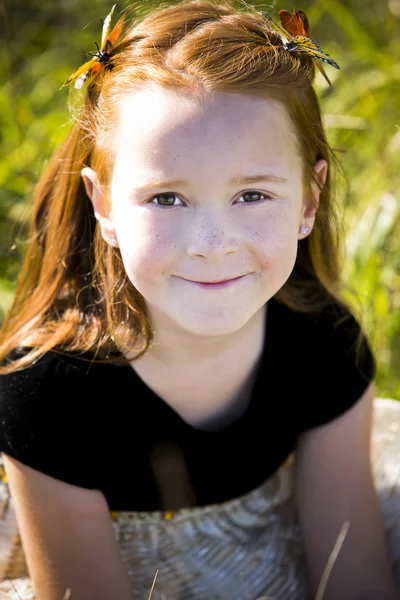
[260,9,340,86]
[60,4,126,90]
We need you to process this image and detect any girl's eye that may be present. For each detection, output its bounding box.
[147,190,273,209]
[238,191,272,204]
[148,193,182,208]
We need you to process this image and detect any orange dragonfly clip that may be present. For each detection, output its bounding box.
[60,4,126,90]
[261,9,340,85]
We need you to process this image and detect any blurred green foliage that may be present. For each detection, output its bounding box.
[0,0,399,398]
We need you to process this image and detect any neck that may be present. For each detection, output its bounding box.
[134,303,267,368]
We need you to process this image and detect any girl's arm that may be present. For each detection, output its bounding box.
[2,453,134,600]
[294,381,398,600]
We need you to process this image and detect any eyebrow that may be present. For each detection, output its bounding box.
[134,174,288,191]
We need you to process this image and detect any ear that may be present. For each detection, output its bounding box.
[81,167,119,247]
[299,159,328,238]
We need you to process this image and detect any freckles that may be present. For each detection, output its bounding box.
[137,225,175,249]
[141,231,179,267]
[244,217,293,258]
[243,218,276,245]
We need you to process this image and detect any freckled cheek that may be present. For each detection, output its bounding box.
[245,220,297,266]
[116,219,179,276]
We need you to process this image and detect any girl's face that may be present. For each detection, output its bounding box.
[83,86,327,338]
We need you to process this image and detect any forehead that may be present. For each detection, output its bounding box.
[112,86,300,176]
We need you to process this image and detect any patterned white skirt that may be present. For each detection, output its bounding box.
[0,398,399,600]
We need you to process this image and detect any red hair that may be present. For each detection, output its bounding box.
[0,0,367,374]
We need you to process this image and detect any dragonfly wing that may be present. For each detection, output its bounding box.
[101,4,117,49]
[297,11,310,36]
[291,37,340,69]
[279,10,309,38]
[315,61,332,85]
[260,11,293,44]
[61,57,98,88]
[107,14,126,45]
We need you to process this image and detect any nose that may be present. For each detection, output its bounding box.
[186,212,239,260]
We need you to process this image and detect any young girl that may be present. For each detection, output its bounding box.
[0,1,399,599]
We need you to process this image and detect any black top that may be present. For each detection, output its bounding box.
[0,296,376,511]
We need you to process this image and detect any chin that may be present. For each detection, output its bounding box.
[167,309,257,337]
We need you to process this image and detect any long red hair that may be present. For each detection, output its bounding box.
[0,0,367,374]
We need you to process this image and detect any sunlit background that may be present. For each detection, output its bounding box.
[0,0,399,399]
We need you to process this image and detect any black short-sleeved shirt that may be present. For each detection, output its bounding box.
[0,296,376,511]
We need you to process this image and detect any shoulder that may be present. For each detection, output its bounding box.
[0,348,112,489]
[0,347,106,419]
[280,298,377,431]
[307,300,374,372]
[0,347,87,392]
[0,345,122,391]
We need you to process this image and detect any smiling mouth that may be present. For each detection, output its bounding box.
[178,274,248,287]
[181,275,246,283]
[196,276,243,283]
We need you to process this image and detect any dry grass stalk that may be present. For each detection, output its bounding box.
[315,520,350,600]
[147,569,159,600]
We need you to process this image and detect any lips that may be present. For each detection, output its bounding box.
[177,274,248,289]
[182,275,245,283]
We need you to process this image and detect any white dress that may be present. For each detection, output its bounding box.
[0,397,399,600]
